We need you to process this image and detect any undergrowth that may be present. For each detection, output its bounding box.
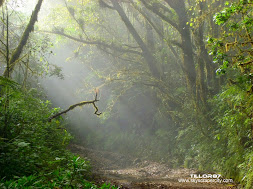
[0,79,117,188]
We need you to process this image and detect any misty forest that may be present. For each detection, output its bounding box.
[0,0,253,188]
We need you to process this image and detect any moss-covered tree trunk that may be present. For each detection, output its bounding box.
[3,0,44,77]
[110,0,161,79]
[164,0,196,95]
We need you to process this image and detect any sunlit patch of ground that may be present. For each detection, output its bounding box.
[69,144,237,189]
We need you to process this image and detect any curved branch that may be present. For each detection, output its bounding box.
[48,93,101,122]
[40,30,142,56]
[110,0,161,78]
[99,0,114,9]
[139,0,179,31]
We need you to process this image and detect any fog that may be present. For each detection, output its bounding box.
[0,0,181,163]
[40,40,166,160]
[34,0,180,163]
[1,0,251,187]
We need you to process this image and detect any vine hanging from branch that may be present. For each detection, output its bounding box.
[48,89,102,122]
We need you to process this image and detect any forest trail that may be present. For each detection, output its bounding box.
[69,144,236,189]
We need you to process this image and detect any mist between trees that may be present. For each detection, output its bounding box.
[0,0,253,188]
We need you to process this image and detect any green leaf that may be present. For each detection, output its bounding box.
[17,142,30,148]
[0,76,20,90]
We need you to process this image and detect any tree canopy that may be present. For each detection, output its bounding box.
[0,0,253,188]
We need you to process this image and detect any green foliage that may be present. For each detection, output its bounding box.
[0,81,116,188]
[210,84,253,180]
[0,155,116,188]
[0,86,72,178]
[0,76,20,90]
[173,2,253,187]
[238,150,253,189]
[7,0,250,187]
[0,1,117,187]
[203,1,253,187]
[209,0,253,77]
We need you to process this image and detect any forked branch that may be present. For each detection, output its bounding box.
[48,92,101,122]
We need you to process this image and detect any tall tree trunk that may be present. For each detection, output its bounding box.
[3,8,9,139]
[0,0,4,7]
[164,0,196,95]
[141,0,196,95]
[194,2,208,105]
[110,0,161,79]
[3,0,44,77]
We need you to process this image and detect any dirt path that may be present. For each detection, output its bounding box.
[69,144,237,189]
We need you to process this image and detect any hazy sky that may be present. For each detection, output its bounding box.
[10,0,62,19]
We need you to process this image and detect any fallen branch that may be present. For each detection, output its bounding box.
[48,92,101,122]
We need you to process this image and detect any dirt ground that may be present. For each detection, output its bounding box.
[69,144,238,189]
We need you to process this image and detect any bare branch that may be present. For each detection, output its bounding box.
[139,0,179,31]
[48,93,101,122]
[39,30,142,56]
[99,0,114,9]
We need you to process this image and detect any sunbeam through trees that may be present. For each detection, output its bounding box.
[0,0,252,188]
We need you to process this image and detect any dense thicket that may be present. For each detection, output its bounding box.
[0,82,116,188]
